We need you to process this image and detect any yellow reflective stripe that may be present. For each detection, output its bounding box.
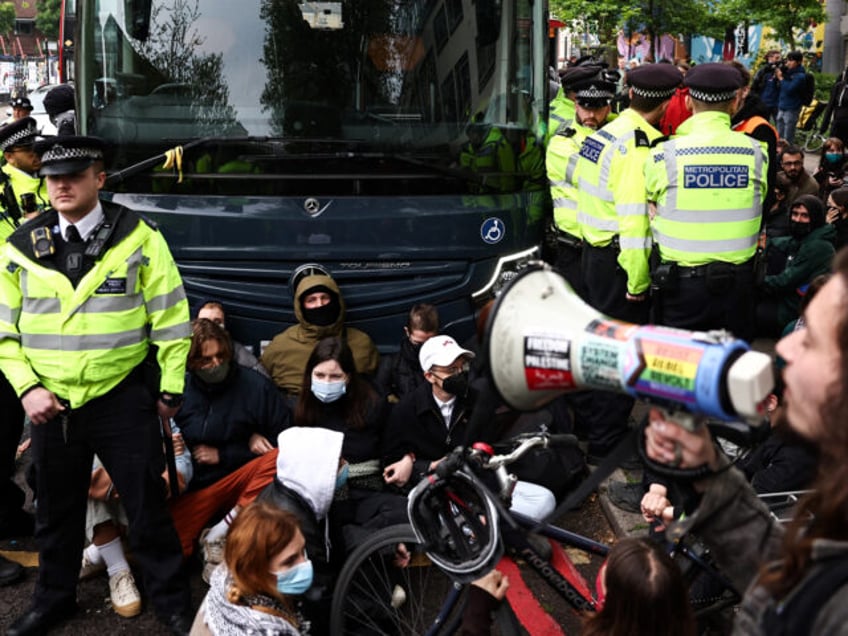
[150,322,191,342]
[577,212,618,232]
[146,287,187,313]
[81,294,145,314]
[651,229,757,254]
[0,329,20,342]
[619,236,651,250]
[0,302,19,324]
[553,197,577,209]
[577,178,614,201]
[616,202,646,217]
[658,207,760,223]
[21,327,148,351]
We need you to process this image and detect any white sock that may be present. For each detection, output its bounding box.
[97,537,130,577]
[84,543,104,565]
[205,507,239,543]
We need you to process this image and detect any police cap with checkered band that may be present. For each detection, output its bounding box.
[0,117,39,152]
[560,64,605,92]
[627,64,683,100]
[35,135,106,176]
[684,63,745,103]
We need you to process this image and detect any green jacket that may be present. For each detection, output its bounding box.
[764,223,836,325]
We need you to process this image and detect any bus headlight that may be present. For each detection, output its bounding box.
[472,246,540,304]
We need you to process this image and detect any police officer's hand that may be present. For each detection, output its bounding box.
[22,387,65,425]
[626,292,647,302]
[192,444,220,465]
[157,398,180,420]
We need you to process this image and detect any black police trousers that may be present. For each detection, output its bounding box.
[580,244,649,456]
[29,373,190,618]
[0,372,26,525]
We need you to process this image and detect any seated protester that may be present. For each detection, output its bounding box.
[374,303,439,403]
[174,318,291,579]
[383,335,556,522]
[295,337,406,551]
[195,299,268,377]
[261,270,379,399]
[826,186,848,251]
[80,425,192,619]
[765,173,793,243]
[757,194,836,336]
[192,503,310,635]
[258,427,347,635]
[583,537,695,636]
[813,137,847,201]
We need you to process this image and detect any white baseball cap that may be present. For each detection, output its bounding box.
[419,335,475,372]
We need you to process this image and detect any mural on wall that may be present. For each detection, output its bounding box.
[617,31,676,63]
[690,21,824,70]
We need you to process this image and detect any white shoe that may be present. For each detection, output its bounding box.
[79,551,106,580]
[109,569,142,618]
[200,528,226,584]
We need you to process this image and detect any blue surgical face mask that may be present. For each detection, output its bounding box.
[826,152,843,164]
[274,558,314,596]
[311,379,346,403]
[335,462,349,490]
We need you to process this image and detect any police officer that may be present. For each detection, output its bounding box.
[0,117,49,240]
[459,112,517,193]
[5,96,33,124]
[547,73,616,295]
[574,63,682,464]
[0,137,193,635]
[646,63,767,340]
[545,63,604,145]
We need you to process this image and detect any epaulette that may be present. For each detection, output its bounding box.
[650,135,670,148]
[634,129,651,148]
[137,211,159,231]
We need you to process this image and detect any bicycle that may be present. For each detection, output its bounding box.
[795,100,827,153]
[329,432,742,635]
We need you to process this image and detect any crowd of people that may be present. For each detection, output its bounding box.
[0,48,846,636]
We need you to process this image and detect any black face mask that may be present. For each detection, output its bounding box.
[301,296,341,327]
[789,220,812,239]
[441,371,469,397]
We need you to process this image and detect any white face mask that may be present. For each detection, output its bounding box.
[311,379,346,403]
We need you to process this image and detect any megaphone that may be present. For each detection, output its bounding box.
[486,264,774,429]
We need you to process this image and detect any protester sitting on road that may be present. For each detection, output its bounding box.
[80,425,193,618]
[813,137,847,201]
[261,270,379,399]
[644,248,848,633]
[173,318,291,580]
[191,502,309,635]
[778,145,819,205]
[583,537,695,636]
[374,302,439,403]
[195,299,268,377]
[382,335,556,522]
[294,336,406,553]
[258,426,347,634]
[757,194,836,336]
[826,186,848,250]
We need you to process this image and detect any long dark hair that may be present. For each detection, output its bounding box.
[582,537,695,636]
[760,248,848,598]
[294,336,375,430]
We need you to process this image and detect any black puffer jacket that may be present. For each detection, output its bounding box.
[176,365,291,489]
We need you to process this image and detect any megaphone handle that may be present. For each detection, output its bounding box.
[636,416,714,480]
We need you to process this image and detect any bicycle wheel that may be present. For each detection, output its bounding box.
[804,132,825,153]
[330,524,469,635]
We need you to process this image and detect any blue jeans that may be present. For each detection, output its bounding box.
[777,108,801,143]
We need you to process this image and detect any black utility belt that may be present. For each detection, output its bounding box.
[586,235,620,251]
[675,260,753,279]
[556,230,583,248]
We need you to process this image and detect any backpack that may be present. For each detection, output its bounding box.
[801,72,816,106]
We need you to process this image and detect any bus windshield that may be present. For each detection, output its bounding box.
[79,0,547,196]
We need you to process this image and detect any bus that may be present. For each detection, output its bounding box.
[72,0,550,352]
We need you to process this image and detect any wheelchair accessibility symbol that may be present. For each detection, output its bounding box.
[480,217,505,245]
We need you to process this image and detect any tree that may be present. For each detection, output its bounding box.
[0,1,16,39]
[36,0,62,40]
[710,0,825,48]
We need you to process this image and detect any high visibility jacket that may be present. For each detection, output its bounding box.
[547,121,594,238]
[459,126,517,193]
[645,111,767,267]
[0,203,191,407]
[545,88,575,145]
[0,164,49,242]
[576,109,660,295]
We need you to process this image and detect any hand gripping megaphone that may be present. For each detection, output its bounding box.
[485,264,774,429]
